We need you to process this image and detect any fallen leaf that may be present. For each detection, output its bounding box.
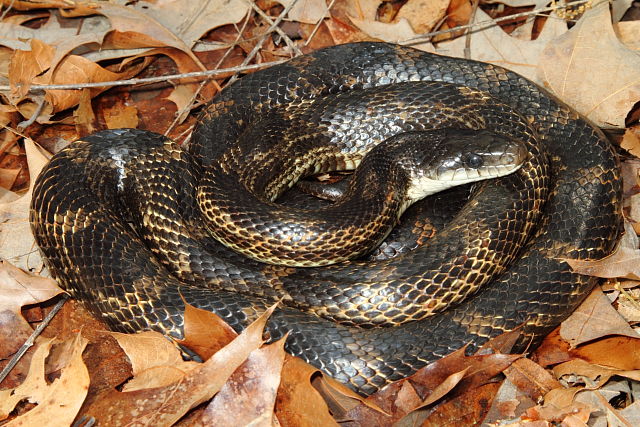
[125,0,251,49]
[419,382,501,426]
[0,259,63,358]
[343,345,521,425]
[0,137,50,270]
[566,221,640,280]
[73,89,97,136]
[571,336,640,371]
[81,304,275,425]
[538,1,640,128]
[0,167,19,190]
[619,400,640,425]
[348,15,435,51]
[436,8,568,83]
[277,0,329,24]
[482,378,537,425]
[274,357,338,426]
[560,287,640,347]
[200,338,287,426]
[621,127,640,158]
[616,20,640,50]
[102,99,139,130]
[0,333,89,425]
[553,358,640,388]
[525,395,593,426]
[112,330,199,392]
[503,358,562,401]
[177,301,239,360]
[394,0,448,35]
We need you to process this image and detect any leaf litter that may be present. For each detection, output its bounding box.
[1,0,640,425]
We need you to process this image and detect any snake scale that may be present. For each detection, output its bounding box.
[30,43,622,395]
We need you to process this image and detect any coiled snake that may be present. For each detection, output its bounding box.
[30,43,622,395]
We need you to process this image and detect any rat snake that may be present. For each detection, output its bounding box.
[30,43,622,395]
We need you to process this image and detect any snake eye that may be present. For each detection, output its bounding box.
[464,153,484,168]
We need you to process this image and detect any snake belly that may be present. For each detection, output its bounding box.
[30,42,622,396]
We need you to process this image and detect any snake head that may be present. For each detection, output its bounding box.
[396,128,528,203]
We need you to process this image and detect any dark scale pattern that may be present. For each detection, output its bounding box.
[30,43,622,396]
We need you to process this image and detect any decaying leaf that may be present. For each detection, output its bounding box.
[538,1,640,128]
[0,333,89,425]
[81,304,275,425]
[0,137,50,270]
[200,338,287,426]
[103,100,139,130]
[394,0,449,35]
[560,287,640,347]
[503,358,562,401]
[436,8,568,83]
[177,301,239,360]
[111,330,200,392]
[566,221,640,280]
[554,358,640,389]
[0,260,63,358]
[274,357,340,426]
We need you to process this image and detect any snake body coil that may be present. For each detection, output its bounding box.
[30,43,622,395]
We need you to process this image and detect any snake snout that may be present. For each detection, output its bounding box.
[431,129,527,182]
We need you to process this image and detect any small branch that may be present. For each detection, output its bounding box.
[0,61,288,93]
[249,1,303,56]
[304,0,337,47]
[228,0,301,85]
[401,0,594,45]
[0,294,70,385]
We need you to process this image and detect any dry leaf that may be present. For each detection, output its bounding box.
[343,345,521,425]
[560,287,640,347]
[436,8,568,83]
[177,301,239,360]
[200,338,287,426]
[277,0,329,24]
[538,1,640,128]
[73,88,97,136]
[0,167,19,190]
[111,330,199,392]
[0,259,63,358]
[0,137,50,270]
[103,101,139,130]
[81,304,275,425]
[503,358,562,401]
[553,358,640,388]
[349,15,434,51]
[482,378,537,424]
[122,0,250,49]
[420,382,501,426]
[616,20,640,50]
[394,0,448,35]
[566,221,640,280]
[275,357,339,426]
[0,334,89,425]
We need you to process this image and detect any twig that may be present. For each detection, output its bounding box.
[0,0,595,96]
[163,9,253,136]
[249,1,303,56]
[464,0,480,60]
[0,294,70,385]
[304,0,337,47]
[228,0,301,85]
[0,61,288,93]
[0,0,16,21]
[401,0,594,45]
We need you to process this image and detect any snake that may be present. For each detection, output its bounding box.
[29,42,622,396]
